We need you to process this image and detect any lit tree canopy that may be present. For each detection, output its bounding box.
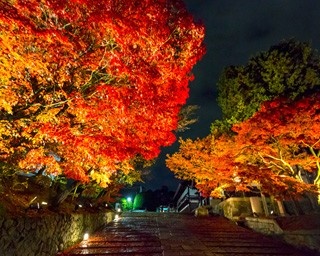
[167,94,319,198]
[167,40,319,199]
[233,92,320,193]
[0,0,205,187]
[166,135,241,197]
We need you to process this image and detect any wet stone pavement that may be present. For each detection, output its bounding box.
[59,212,319,256]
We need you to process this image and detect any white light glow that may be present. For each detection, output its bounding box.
[83,233,89,241]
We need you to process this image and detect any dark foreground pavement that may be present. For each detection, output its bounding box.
[59,212,319,256]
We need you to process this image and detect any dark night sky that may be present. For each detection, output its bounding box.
[141,0,320,191]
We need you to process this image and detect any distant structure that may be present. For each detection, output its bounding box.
[172,181,200,213]
[173,180,319,220]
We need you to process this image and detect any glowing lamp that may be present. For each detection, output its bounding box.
[83,233,89,241]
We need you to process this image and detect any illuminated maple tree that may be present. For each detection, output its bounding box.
[166,136,219,197]
[166,133,297,198]
[168,93,319,200]
[0,0,205,187]
[168,40,320,201]
[233,93,320,199]
[166,134,254,198]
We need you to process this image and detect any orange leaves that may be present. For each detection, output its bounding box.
[233,93,320,195]
[168,93,320,198]
[0,0,205,187]
[0,86,19,114]
[19,148,62,175]
[166,135,242,197]
[235,93,320,156]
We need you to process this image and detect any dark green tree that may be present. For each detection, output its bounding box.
[214,39,320,134]
[133,193,145,210]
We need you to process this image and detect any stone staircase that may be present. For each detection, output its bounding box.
[59,212,319,256]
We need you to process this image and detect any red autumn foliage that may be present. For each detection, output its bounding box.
[233,93,320,196]
[0,0,205,186]
[167,93,319,199]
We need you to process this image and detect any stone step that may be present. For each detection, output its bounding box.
[59,213,318,256]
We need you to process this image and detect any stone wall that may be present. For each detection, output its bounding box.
[283,230,320,253]
[244,217,320,253]
[245,217,283,235]
[219,197,252,220]
[0,211,114,256]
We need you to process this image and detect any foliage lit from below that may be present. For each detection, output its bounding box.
[0,0,205,189]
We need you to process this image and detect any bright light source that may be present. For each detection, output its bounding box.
[117,208,121,212]
[115,214,120,221]
[83,233,89,241]
[127,197,132,202]
[233,176,241,183]
[105,203,108,207]
[30,196,37,204]
[41,202,48,205]
[78,204,83,208]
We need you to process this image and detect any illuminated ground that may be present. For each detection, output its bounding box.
[59,212,319,256]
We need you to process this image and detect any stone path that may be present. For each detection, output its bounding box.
[59,212,319,256]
